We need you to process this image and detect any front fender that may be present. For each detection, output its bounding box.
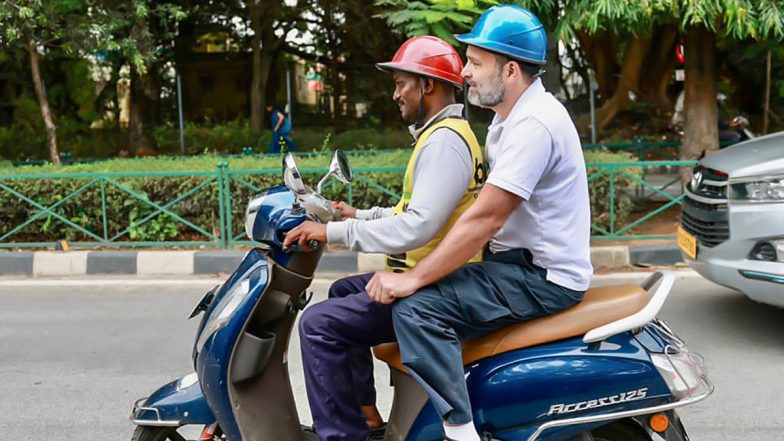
[131,374,214,427]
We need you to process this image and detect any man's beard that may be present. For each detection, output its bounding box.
[466,70,505,108]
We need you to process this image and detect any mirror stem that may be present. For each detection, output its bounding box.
[316,174,332,195]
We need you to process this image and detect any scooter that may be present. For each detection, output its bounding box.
[131,151,712,441]
[719,115,755,147]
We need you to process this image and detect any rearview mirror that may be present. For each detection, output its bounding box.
[317,150,353,194]
[282,153,307,195]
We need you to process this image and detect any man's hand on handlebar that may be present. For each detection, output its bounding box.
[283,221,327,252]
[332,201,357,220]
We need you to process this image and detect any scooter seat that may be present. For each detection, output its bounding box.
[373,284,648,372]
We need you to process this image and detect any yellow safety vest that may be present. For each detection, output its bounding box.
[386,117,486,272]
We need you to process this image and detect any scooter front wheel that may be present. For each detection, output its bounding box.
[131,426,192,441]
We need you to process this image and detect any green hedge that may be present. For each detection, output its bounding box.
[0,150,641,245]
[585,150,643,233]
[0,118,416,161]
[1,150,412,175]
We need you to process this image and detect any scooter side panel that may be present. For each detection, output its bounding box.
[407,334,671,441]
[133,376,214,426]
[192,248,269,366]
[197,254,270,441]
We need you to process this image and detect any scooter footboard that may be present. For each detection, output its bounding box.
[131,374,214,427]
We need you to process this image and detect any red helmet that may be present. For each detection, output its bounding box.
[377,36,464,90]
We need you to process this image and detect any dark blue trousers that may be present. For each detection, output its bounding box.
[299,273,395,441]
[391,249,585,425]
[269,131,296,153]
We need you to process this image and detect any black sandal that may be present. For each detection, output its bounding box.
[369,422,387,440]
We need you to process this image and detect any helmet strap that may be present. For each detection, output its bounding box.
[415,77,427,129]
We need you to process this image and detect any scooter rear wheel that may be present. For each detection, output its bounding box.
[131,426,192,441]
[591,419,650,441]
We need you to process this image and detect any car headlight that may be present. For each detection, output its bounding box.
[730,175,784,202]
[245,194,265,240]
[195,279,250,351]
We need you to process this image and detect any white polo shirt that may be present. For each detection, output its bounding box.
[485,79,592,291]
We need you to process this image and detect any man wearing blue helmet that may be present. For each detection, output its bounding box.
[364,5,592,441]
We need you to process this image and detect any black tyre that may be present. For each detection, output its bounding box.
[591,419,651,441]
[131,425,189,441]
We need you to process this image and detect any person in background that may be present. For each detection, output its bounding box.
[267,103,296,153]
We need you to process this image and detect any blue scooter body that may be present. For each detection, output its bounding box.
[132,177,710,440]
[133,186,305,437]
[407,331,673,440]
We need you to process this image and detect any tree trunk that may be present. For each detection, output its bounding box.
[542,30,562,96]
[128,13,160,156]
[250,4,284,134]
[27,45,61,165]
[639,26,678,113]
[129,64,160,155]
[764,49,772,134]
[680,25,718,182]
[576,31,620,99]
[250,6,264,133]
[593,36,652,131]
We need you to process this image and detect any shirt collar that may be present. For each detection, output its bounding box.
[409,104,465,141]
[488,78,545,133]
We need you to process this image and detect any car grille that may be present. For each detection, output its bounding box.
[681,209,729,247]
[681,167,730,248]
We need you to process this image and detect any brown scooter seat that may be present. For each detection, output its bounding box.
[373,284,649,373]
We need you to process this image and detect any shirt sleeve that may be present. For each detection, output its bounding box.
[326,129,472,254]
[486,117,553,200]
[355,206,395,220]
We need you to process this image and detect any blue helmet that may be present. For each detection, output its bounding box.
[455,5,547,65]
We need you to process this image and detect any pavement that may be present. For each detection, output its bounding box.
[0,245,685,277]
[0,271,783,440]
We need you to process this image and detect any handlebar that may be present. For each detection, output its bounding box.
[280,229,321,253]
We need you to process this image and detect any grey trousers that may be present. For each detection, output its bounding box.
[391,249,584,424]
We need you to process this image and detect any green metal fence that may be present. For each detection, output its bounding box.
[0,169,227,248]
[587,161,697,241]
[0,161,698,249]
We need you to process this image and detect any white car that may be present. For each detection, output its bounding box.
[679,132,784,306]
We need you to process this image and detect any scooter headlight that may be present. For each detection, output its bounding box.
[195,279,251,351]
[651,349,710,400]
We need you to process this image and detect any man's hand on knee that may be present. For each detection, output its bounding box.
[366,271,423,304]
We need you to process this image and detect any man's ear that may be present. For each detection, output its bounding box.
[423,77,435,95]
[505,60,520,80]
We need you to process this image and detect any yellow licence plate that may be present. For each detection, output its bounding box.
[677,226,698,260]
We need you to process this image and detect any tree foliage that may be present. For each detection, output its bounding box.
[375,0,498,44]
[558,0,784,41]
[376,0,784,47]
[91,1,186,74]
[0,0,91,50]
[376,0,784,163]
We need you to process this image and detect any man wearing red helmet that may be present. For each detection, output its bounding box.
[365,6,592,441]
[284,36,485,441]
